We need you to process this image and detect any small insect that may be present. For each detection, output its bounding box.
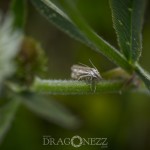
[71,60,102,92]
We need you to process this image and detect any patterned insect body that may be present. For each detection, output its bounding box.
[71,61,102,92]
[71,65,101,81]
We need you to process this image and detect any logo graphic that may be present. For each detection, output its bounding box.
[71,135,83,148]
[43,135,108,148]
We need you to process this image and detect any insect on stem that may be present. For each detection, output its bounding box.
[71,60,102,92]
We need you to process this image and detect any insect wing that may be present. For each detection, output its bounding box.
[71,65,92,80]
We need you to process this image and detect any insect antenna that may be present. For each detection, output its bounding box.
[78,62,89,67]
[89,59,102,80]
[89,59,98,70]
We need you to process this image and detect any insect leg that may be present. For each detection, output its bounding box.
[90,80,97,92]
[77,74,91,80]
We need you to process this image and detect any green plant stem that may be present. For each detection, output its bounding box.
[135,64,150,91]
[31,78,129,95]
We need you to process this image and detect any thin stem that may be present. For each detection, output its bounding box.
[31,78,128,95]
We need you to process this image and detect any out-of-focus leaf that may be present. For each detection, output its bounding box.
[0,13,23,84]
[22,92,80,129]
[31,0,92,48]
[0,99,20,143]
[135,64,150,91]
[31,0,133,73]
[16,37,48,85]
[110,0,147,62]
[10,0,27,29]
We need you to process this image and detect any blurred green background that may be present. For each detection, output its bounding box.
[0,0,150,150]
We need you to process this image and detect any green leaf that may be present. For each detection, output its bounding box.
[135,64,150,91]
[10,0,27,29]
[110,0,147,62]
[31,0,133,73]
[31,0,92,48]
[22,92,79,129]
[0,99,20,143]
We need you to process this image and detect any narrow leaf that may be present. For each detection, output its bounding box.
[31,0,92,48]
[31,0,133,73]
[135,64,150,91]
[10,0,27,29]
[110,0,147,62]
[22,92,80,129]
[0,99,20,143]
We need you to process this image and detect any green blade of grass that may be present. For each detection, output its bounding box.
[110,0,147,62]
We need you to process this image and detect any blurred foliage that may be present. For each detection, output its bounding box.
[15,37,48,85]
[0,0,150,150]
[0,0,80,147]
[10,0,27,29]
[0,12,23,84]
